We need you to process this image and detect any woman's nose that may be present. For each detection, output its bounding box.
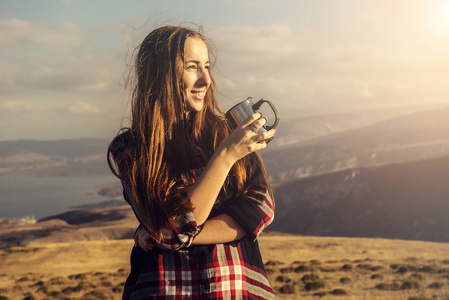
[196,67,211,87]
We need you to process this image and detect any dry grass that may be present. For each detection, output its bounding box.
[260,233,449,299]
[1,234,449,299]
[0,240,130,300]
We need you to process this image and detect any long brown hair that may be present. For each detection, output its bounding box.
[108,26,271,242]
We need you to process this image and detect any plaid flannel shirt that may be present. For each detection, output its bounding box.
[109,132,275,299]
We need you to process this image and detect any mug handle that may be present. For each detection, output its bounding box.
[252,99,280,131]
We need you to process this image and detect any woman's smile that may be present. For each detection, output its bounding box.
[191,90,206,100]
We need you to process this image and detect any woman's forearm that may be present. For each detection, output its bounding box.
[188,149,234,225]
[191,214,247,245]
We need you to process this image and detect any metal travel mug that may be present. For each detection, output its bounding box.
[225,97,280,143]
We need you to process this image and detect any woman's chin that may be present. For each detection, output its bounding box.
[187,102,204,113]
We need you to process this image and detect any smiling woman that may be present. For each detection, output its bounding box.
[107,26,276,299]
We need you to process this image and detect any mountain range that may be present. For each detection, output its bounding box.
[0,138,110,176]
[2,105,449,181]
[270,154,449,243]
[263,106,449,182]
[2,105,449,243]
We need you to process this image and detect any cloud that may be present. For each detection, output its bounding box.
[14,63,114,92]
[0,19,83,46]
[212,24,313,57]
[226,0,268,9]
[209,22,449,115]
[0,60,17,87]
[210,24,341,108]
[61,0,72,6]
[0,19,121,94]
[1,99,98,115]
[68,102,99,114]
[2,8,449,141]
[0,18,126,140]
[0,97,118,140]
[2,100,40,112]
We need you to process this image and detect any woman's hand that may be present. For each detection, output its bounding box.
[134,226,155,251]
[218,112,276,164]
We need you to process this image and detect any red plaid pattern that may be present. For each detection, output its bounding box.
[109,132,275,299]
[124,243,274,299]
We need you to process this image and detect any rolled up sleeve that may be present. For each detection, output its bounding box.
[122,181,202,250]
[219,156,275,241]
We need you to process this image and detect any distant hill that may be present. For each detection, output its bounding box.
[0,138,110,176]
[270,154,449,243]
[0,138,108,159]
[263,106,449,183]
[270,104,448,148]
[301,106,449,148]
[2,106,449,181]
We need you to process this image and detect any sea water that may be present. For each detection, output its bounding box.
[0,174,118,219]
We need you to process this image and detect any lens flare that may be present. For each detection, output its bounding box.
[440,0,449,29]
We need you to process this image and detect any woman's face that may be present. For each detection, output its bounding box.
[182,37,211,113]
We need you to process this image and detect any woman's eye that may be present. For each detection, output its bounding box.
[186,65,197,70]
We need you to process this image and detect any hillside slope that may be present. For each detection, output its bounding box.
[271,105,445,148]
[0,138,110,176]
[270,155,449,242]
[264,106,449,182]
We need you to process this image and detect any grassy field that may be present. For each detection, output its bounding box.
[1,233,449,299]
[261,233,449,299]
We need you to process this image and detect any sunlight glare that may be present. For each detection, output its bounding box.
[440,0,449,29]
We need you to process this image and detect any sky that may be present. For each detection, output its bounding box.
[1,0,449,141]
